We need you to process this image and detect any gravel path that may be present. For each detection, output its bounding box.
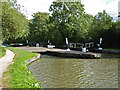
[0,49,15,88]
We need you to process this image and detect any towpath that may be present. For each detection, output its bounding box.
[15,47,66,53]
[0,49,15,89]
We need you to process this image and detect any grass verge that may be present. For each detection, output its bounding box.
[0,47,6,58]
[3,47,42,88]
[105,48,120,51]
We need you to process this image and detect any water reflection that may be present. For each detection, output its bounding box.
[28,55,118,88]
[101,53,120,59]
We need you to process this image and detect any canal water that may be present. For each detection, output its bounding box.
[28,54,119,88]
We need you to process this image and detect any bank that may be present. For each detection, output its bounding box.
[91,48,120,54]
[2,47,41,88]
[0,47,6,58]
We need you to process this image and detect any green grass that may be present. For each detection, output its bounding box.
[105,48,120,51]
[3,47,42,88]
[0,47,6,58]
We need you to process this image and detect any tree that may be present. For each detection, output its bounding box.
[103,21,120,48]
[49,0,91,45]
[28,12,49,43]
[2,1,29,42]
[0,1,2,42]
[89,10,113,44]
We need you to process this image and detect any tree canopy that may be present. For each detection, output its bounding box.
[1,0,120,48]
[89,10,113,42]
[28,12,49,43]
[49,1,92,45]
[1,1,29,42]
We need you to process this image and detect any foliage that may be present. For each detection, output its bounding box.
[28,12,49,43]
[88,10,120,48]
[2,2,29,42]
[48,1,92,45]
[103,21,120,48]
[0,47,6,58]
[3,47,41,88]
[89,10,113,41]
[1,0,120,48]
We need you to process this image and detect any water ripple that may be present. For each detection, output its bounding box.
[28,55,118,88]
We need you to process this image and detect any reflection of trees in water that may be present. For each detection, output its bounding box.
[101,53,120,59]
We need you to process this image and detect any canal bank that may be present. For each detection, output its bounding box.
[13,47,119,88]
[91,49,120,54]
[2,47,41,88]
[15,47,101,59]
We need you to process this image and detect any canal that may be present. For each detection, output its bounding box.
[28,54,119,88]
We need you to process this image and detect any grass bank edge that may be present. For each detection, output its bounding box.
[3,47,42,88]
[0,47,6,58]
[104,48,120,51]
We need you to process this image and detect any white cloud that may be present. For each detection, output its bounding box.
[81,0,119,20]
[17,0,55,19]
[16,0,119,20]
[81,0,106,15]
[106,1,118,20]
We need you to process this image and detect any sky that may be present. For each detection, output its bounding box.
[16,0,120,20]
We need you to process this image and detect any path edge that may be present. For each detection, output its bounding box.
[0,49,15,89]
[25,53,41,65]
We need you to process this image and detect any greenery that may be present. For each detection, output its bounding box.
[89,10,120,48]
[0,47,6,58]
[3,47,41,88]
[1,0,120,88]
[1,1,29,42]
[105,48,120,51]
[1,0,120,48]
[89,10,113,42]
[48,1,92,45]
[28,12,49,43]
[27,1,120,48]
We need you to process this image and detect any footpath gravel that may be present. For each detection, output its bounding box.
[0,49,15,89]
